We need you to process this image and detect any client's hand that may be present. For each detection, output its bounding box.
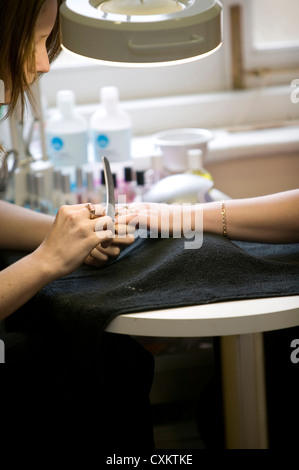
[116,203,185,237]
[84,220,136,268]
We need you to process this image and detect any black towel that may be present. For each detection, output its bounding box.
[2,233,299,361]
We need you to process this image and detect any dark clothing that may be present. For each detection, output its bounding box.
[0,329,155,451]
[263,326,299,449]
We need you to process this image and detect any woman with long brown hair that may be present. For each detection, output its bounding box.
[0,0,134,323]
[0,0,154,451]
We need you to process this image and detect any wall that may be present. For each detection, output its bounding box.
[206,151,299,198]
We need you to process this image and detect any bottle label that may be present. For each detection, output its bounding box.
[92,129,131,162]
[47,131,88,166]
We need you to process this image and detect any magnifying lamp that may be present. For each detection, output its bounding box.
[60,0,223,66]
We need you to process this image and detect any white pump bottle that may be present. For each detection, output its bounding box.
[46,90,88,168]
[90,86,132,163]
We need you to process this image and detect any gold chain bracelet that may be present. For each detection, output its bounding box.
[221,200,227,237]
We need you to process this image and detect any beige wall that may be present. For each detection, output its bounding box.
[206,152,299,199]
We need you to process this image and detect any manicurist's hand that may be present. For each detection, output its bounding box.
[35,203,114,278]
[0,203,116,320]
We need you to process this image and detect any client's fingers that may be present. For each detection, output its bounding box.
[94,215,114,233]
[113,234,136,245]
[115,212,140,226]
[115,223,136,236]
[94,229,113,244]
[84,254,108,268]
[90,244,121,261]
[116,211,154,231]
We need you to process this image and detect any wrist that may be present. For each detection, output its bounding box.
[190,204,204,232]
[30,245,61,283]
[201,201,223,236]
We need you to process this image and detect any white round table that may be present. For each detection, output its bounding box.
[106,295,299,449]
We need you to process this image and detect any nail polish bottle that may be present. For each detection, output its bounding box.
[120,166,136,203]
[75,166,85,204]
[99,169,106,203]
[52,169,62,213]
[186,149,213,181]
[59,173,77,205]
[33,172,52,214]
[85,171,100,203]
[133,170,146,202]
[112,173,120,202]
[24,172,34,210]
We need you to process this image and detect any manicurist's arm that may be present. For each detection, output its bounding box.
[0,200,135,266]
[0,204,113,321]
[0,200,54,251]
[0,249,60,321]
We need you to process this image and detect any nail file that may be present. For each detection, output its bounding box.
[102,156,115,220]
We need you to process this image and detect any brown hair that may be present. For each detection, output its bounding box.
[0,0,63,118]
[0,0,63,164]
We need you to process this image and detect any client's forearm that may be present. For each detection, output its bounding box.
[0,201,54,251]
[199,189,299,243]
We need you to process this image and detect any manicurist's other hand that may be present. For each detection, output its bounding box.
[84,215,136,268]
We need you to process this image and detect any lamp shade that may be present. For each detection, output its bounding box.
[60,0,223,66]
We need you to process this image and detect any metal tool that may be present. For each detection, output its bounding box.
[102,156,115,220]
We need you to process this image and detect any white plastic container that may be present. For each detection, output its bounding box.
[90,86,132,163]
[153,128,213,173]
[46,90,88,168]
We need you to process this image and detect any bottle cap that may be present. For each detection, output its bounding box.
[136,170,145,186]
[76,167,83,188]
[187,149,203,170]
[34,173,45,197]
[53,169,62,190]
[124,167,132,182]
[57,90,75,117]
[86,172,94,191]
[61,173,71,193]
[100,86,119,108]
